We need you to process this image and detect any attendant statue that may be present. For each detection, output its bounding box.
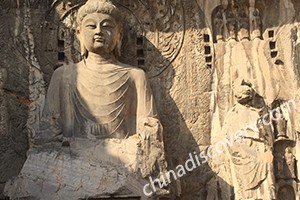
[37,0,159,142]
[222,78,276,199]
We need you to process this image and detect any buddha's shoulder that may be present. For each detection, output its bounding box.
[52,63,80,77]
[119,63,147,80]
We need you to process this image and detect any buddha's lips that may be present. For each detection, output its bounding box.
[94,36,104,42]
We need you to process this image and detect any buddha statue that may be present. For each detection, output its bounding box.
[38,0,158,142]
[5,1,167,198]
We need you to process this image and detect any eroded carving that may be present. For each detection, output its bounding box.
[284,147,297,179]
[226,8,237,41]
[213,8,225,43]
[250,8,262,40]
[237,7,250,41]
[212,1,262,42]
[222,78,276,200]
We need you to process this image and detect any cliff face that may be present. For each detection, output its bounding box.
[1,0,300,199]
[0,1,32,197]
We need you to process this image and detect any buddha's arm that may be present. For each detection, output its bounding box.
[35,67,64,144]
[43,67,63,117]
[133,69,164,140]
[133,69,157,120]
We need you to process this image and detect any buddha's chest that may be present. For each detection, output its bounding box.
[72,69,135,116]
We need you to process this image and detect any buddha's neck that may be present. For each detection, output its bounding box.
[85,52,117,65]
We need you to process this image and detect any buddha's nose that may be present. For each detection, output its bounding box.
[95,25,103,35]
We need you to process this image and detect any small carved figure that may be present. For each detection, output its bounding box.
[38,0,159,142]
[226,9,237,41]
[274,152,284,179]
[284,147,296,179]
[222,78,276,199]
[237,8,249,41]
[214,9,225,42]
[275,112,288,139]
[251,8,261,40]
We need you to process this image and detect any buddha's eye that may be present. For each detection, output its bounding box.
[102,21,115,29]
[85,24,96,29]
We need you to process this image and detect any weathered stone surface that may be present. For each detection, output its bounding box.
[205,0,300,199]
[4,137,150,199]
[221,78,276,199]
[2,0,300,199]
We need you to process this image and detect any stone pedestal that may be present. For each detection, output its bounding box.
[4,136,167,200]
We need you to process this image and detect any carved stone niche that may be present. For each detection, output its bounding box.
[273,139,298,200]
[274,139,297,181]
[212,0,262,43]
[212,6,226,43]
[271,100,298,198]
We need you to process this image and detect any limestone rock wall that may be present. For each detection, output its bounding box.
[200,0,300,199]
[2,0,300,199]
[0,1,33,198]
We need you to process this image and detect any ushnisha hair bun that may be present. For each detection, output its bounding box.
[76,0,122,28]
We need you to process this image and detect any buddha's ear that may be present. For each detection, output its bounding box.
[114,32,123,57]
[76,26,81,35]
[76,28,88,59]
[115,26,123,56]
[119,28,123,41]
[80,44,88,59]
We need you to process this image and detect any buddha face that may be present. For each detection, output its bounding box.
[78,12,121,55]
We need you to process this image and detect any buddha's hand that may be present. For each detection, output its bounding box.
[34,116,63,145]
[137,117,166,178]
[137,117,163,141]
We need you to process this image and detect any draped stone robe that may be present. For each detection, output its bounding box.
[222,102,276,200]
[41,62,156,139]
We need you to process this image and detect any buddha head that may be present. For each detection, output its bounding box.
[76,0,123,58]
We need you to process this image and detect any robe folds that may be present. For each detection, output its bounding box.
[222,103,276,200]
[42,62,156,139]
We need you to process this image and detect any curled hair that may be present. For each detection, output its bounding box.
[76,0,122,28]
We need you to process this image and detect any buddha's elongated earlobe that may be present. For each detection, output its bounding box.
[77,29,88,59]
[116,41,122,57]
[80,43,88,59]
[115,32,123,57]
